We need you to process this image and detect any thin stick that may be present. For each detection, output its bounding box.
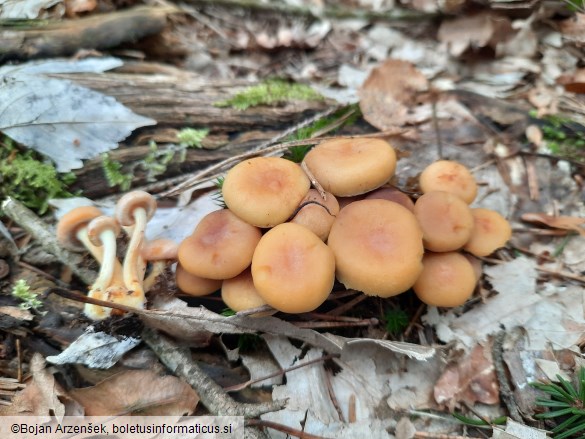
[16,339,22,383]
[162,106,341,197]
[301,160,327,199]
[327,294,368,317]
[492,331,523,422]
[324,369,345,423]
[292,319,377,329]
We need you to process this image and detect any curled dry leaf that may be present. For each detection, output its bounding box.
[438,12,513,57]
[69,369,199,416]
[358,59,428,130]
[434,342,499,409]
[521,212,585,236]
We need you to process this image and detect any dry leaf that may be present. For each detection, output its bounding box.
[0,354,81,419]
[438,13,513,57]
[521,212,585,236]
[557,68,585,93]
[358,59,428,130]
[434,342,499,408]
[69,370,198,416]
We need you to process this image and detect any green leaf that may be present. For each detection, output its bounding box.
[555,419,585,439]
[558,374,579,399]
[535,407,575,419]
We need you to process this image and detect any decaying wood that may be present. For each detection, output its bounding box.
[53,66,331,130]
[0,6,174,61]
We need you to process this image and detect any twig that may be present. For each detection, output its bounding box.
[492,331,523,422]
[326,293,368,317]
[162,129,410,197]
[16,339,22,383]
[1,198,95,285]
[404,304,426,338]
[324,368,344,423]
[162,106,341,197]
[292,319,377,329]
[142,327,286,418]
[301,160,327,200]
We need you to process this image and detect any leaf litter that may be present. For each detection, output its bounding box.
[3,1,585,437]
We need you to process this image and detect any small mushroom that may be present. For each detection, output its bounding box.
[328,199,424,297]
[290,189,340,241]
[175,264,222,297]
[251,223,335,313]
[56,206,105,261]
[364,186,415,212]
[85,216,124,320]
[141,238,179,292]
[413,191,474,252]
[221,268,270,315]
[463,208,512,256]
[413,252,477,307]
[419,160,478,204]
[222,157,310,228]
[178,209,262,280]
[115,191,157,309]
[303,137,397,197]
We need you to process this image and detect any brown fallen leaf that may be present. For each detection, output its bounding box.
[69,369,199,416]
[434,342,499,409]
[438,12,513,57]
[521,212,585,236]
[358,59,428,130]
[557,68,585,94]
[0,354,82,418]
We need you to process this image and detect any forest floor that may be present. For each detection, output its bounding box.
[0,0,585,438]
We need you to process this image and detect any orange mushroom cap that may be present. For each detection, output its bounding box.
[413,252,476,307]
[251,223,335,313]
[57,206,103,252]
[175,264,222,297]
[222,157,310,228]
[290,189,340,241]
[414,191,474,252]
[419,160,478,204]
[178,209,262,280]
[364,186,415,212]
[303,137,397,197]
[464,208,512,256]
[221,268,268,313]
[328,199,424,297]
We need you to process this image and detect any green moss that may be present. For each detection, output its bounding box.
[177,128,209,148]
[283,104,361,163]
[216,79,324,110]
[101,153,132,191]
[383,308,409,336]
[536,114,585,164]
[0,138,75,214]
[12,279,44,312]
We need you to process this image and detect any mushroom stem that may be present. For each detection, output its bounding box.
[90,228,118,292]
[301,160,327,200]
[75,227,105,263]
[123,206,148,296]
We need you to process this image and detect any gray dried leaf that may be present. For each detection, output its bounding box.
[0,58,155,172]
[46,330,141,369]
[0,57,123,76]
[0,0,61,19]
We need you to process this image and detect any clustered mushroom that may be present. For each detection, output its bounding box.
[57,191,164,320]
[57,138,513,319]
[174,138,511,314]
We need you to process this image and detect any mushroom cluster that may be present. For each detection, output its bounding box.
[56,191,175,320]
[175,137,512,313]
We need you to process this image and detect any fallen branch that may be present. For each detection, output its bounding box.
[0,6,174,61]
[142,327,284,439]
[1,197,96,285]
